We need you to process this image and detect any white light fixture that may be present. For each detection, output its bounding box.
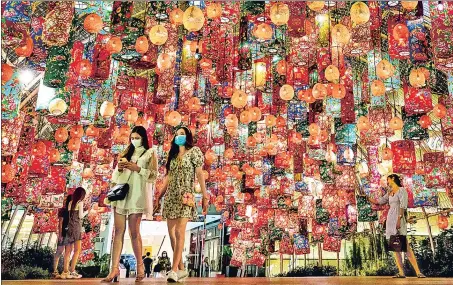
[19,69,34,85]
[48,98,68,115]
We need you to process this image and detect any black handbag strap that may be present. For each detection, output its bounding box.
[119,149,149,184]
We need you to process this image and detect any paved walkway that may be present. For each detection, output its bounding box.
[2,277,453,285]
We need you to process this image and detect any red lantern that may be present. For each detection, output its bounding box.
[15,37,34,57]
[392,23,410,45]
[1,163,16,183]
[135,36,149,54]
[106,36,122,54]
[418,115,432,128]
[433,103,447,119]
[85,125,99,137]
[124,107,139,123]
[67,138,81,151]
[55,127,69,143]
[77,59,92,78]
[1,64,14,83]
[438,215,449,230]
[70,125,84,138]
[32,141,47,157]
[276,60,287,76]
[83,13,103,33]
[49,148,61,163]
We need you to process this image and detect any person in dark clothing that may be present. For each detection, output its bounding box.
[124,260,131,278]
[143,252,153,278]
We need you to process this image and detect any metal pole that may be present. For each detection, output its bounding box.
[11,206,29,248]
[279,253,283,274]
[26,227,34,248]
[2,206,19,248]
[337,252,340,276]
[318,243,323,266]
[422,207,436,258]
[304,254,307,267]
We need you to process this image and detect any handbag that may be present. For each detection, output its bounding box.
[388,234,407,252]
[107,150,147,202]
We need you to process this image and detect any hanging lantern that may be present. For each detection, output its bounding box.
[438,215,449,230]
[199,58,212,70]
[330,83,346,99]
[389,117,404,131]
[1,64,14,83]
[55,127,69,143]
[77,59,92,78]
[135,117,148,128]
[325,65,340,82]
[49,148,61,163]
[83,13,103,33]
[106,36,122,54]
[246,136,257,148]
[167,111,182,127]
[319,130,329,142]
[48,98,68,115]
[82,167,94,179]
[170,8,184,25]
[231,90,248,108]
[67,138,81,151]
[357,116,371,132]
[312,83,327,99]
[31,141,47,156]
[418,115,432,128]
[376,59,395,80]
[265,115,277,127]
[276,116,286,128]
[331,24,351,46]
[135,36,149,54]
[309,123,320,135]
[307,1,324,11]
[433,104,447,119]
[149,25,168,46]
[270,3,290,26]
[15,37,34,57]
[1,163,16,183]
[276,60,287,76]
[118,125,131,138]
[393,23,410,46]
[124,107,139,123]
[280,84,295,101]
[382,147,393,160]
[253,62,267,87]
[401,1,418,10]
[409,68,426,88]
[206,3,222,19]
[254,23,273,41]
[70,125,84,138]
[350,2,370,25]
[183,6,205,32]
[371,80,386,96]
[224,148,234,159]
[86,125,99,137]
[100,101,115,118]
[240,110,251,124]
[157,53,172,70]
[250,107,262,122]
[225,114,238,128]
[205,149,216,164]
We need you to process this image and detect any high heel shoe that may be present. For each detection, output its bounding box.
[101,268,120,283]
[135,262,145,282]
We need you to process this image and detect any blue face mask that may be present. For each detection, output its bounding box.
[175,135,186,146]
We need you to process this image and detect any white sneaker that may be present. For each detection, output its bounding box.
[177,270,188,280]
[167,271,178,283]
[68,271,82,279]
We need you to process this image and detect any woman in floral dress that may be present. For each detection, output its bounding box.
[155,127,209,283]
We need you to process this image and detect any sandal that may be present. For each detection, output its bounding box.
[135,262,145,282]
[101,268,120,283]
[417,273,426,278]
[393,273,406,278]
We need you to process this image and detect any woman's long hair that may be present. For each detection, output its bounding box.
[165,127,194,173]
[387,174,403,187]
[71,187,86,209]
[121,126,150,161]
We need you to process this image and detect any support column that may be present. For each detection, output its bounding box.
[337,252,340,276]
[26,227,34,248]
[422,207,436,258]
[279,253,283,274]
[11,206,29,248]
[2,206,19,248]
[317,243,323,266]
[47,232,54,247]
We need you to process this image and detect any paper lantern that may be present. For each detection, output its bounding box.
[124,107,139,123]
[389,117,403,131]
[83,13,103,33]
[49,148,61,163]
[371,80,386,96]
[330,83,346,99]
[157,53,172,70]
[199,58,212,70]
[357,116,371,132]
[76,59,92,78]
[325,65,340,82]
[418,115,432,128]
[32,141,47,156]
[276,60,287,76]
[250,107,262,122]
[246,136,257,148]
[307,1,324,11]
[393,23,410,45]
[409,68,426,88]
[331,24,351,45]
[118,125,130,138]
[1,64,13,83]
[149,25,168,46]
[82,167,94,179]
[231,90,248,108]
[205,149,216,164]
[15,37,33,57]
[183,6,205,32]
[309,123,320,135]
[100,101,115,118]
[270,3,290,26]
[254,23,273,41]
[433,103,447,119]
[438,215,449,230]
[265,115,277,127]
[376,59,395,79]
[70,125,84,138]
[224,148,234,159]
[382,147,393,160]
[280,84,294,101]
[106,36,122,54]
[170,8,184,25]
[135,36,149,54]
[167,111,182,127]
[55,127,69,143]
[240,110,251,124]
[1,163,16,183]
[48,98,68,115]
[350,2,370,25]
[85,125,98,137]
[401,1,418,10]
[253,62,267,87]
[225,114,238,128]
[312,83,327,99]
[206,3,222,19]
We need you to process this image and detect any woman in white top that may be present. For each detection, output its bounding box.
[102,126,158,283]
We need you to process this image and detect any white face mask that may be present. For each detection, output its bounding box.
[131,138,142,148]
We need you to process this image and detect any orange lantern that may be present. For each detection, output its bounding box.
[83,13,103,33]
[225,114,238,128]
[124,107,139,123]
[357,116,371,132]
[401,1,418,10]
[206,2,222,19]
[389,117,403,131]
[350,2,370,25]
[382,147,393,160]
[135,36,149,54]
[135,117,148,128]
[438,215,449,230]
[85,125,99,137]
[331,24,351,45]
[55,127,69,143]
[246,136,257,148]
[312,83,327,99]
[49,148,61,163]
[224,148,234,159]
[77,59,92,78]
[70,125,84,138]
[82,167,94,179]
[149,25,168,46]
[119,125,131,137]
[254,23,273,40]
[170,8,184,25]
[205,149,216,164]
[330,83,346,99]
[289,131,302,144]
[276,116,286,128]
[157,53,172,70]
[309,123,320,135]
[265,115,277,127]
[376,59,395,80]
[325,65,340,82]
[15,37,33,57]
[307,1,324,11]
[67,138,81,151]
[240,110,252,124]
[276,60,287,76]
[319,130,329,142]
[308,135,319,146]
[1,64,14,83]
[418,115,432,128]
[392,23,409,45]
[371,80,386,96]
[231,90,248,108]
[199,58,212,70]
[270,3,289,26]
[167,111,182,127]
[106,36,122,54]
[250,107,262,122]
[100,101,115,118]
[183,6,205,32]
[409,68,426,88]
[433,103,447,119]
[280,84,294,101]
[1,163,16,183]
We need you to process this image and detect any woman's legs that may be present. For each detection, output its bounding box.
[406,244,421,275]
[69,240,82,272]
[171,218,189,272]
[393,252,405,276]
[167,219,185,271]
[53,245,65,272]
[128,213,144,276]
[63,244,73,273]
[107,211,127,277]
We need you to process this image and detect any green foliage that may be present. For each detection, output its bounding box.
[1,246,54,273]
[76,253,110,278]
[275,265,337,277]
[2,265,49,280]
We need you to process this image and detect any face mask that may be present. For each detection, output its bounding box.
[131,138,142,148]
[175,135,186,146]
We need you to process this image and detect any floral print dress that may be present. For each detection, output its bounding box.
[163,147,204,220]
